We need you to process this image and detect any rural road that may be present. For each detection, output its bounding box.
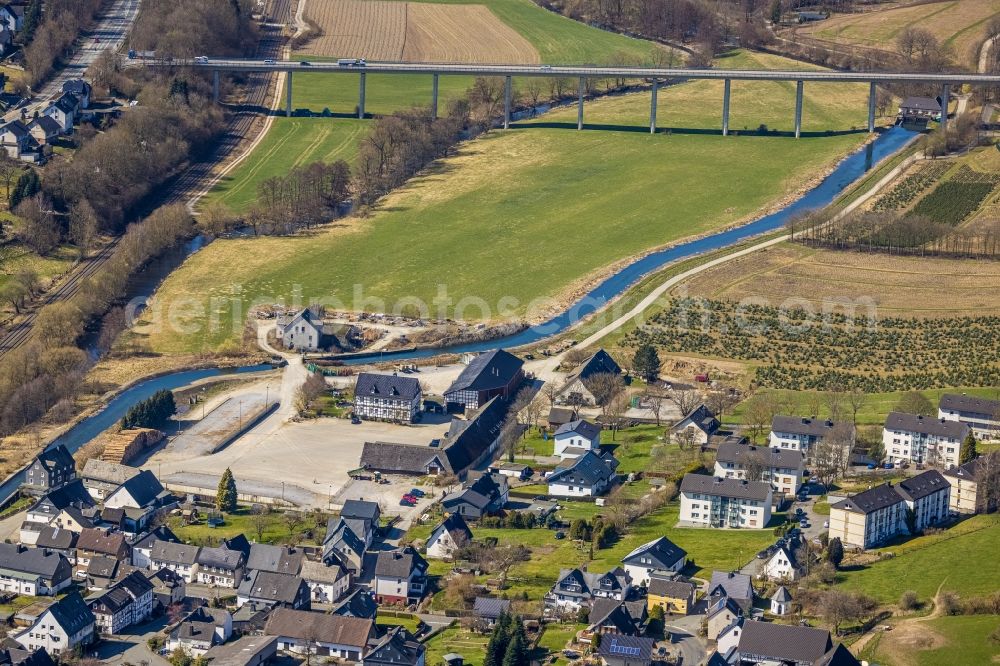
[979,34,998,74]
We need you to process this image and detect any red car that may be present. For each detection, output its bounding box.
[402,494,417,502]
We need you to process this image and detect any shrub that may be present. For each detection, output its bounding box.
[899,590,920,611]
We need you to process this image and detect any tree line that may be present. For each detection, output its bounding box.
[120,389,177,430]
[21,0,104,89]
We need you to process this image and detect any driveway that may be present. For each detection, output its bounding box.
[664,614,707,666]
[92,616,170,665]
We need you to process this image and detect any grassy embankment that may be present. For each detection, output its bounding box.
[141,50,877,356]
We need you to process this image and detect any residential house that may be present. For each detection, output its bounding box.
[545,567,631,613]
[24,480,94,531]
[354,373,422,423]
[275,306,332,351]
[322,519,367,575]
[556,349,622,406]
[75,527,129,569]
[196,541,246,588]
[0,544,72,596]
[80,459,141,502]
[883,412,968,469]
[713,441,805,495]
[27,117,60,146]
[554,420,602,461]
[300,558,349,604]
[265,608,374,659]
[444,349,524,412]
[246,543,304,576]
[597,635,655,666]
[33,527,77,562]
[0,121,38,160]
[364,626,426,666]
[705,595,744,642]
[708,571,754,613]
[547,450,617,497]
[938,393,1000,437]
[491,462,532,480]
[42,94,78,134]
[148,540,200,582]
[237,570,310,609]
[0,647,56,666]
[736,620,841,665]
[103,469,168,530]
[473,597,511,627]
[373,546,428,605]
[86,556,126,590]
[12,592,94,658]
[0,5,24,32]
[168,606,232,657]
[547,406,578,429]
[359,441,453,477]
[899,96,941,120]
[621,537,687,585]
[426,513,473,559]
[24,446,75,491]
[646,575,695,615]
[88,570,154,635]
[770,586,792,616]
[341,499,381,547]
[769,416,854,457]
[586,598,640,638]
[943,457,994,514]
[671,405,720,446]
[331,588,378,619]
[679,474,772,528]
[829,470,950,549]
[62,80,91,109]
[131,526,179,568]
[441,473,509,519]
[147,567,185,611]
[204,634,279,666]
[761,545,802,582]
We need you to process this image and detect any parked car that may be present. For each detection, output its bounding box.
[823,520,829,528]
[883,463,894,469]
[264,58,275,64]
[756,550,769,559]
[799,520,809,528]
[867,463,877,470]
[300,61,312,66]
[554,531,565,540]
[399,498,414,506]
[410,488,425,498]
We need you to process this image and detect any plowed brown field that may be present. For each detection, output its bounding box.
[302,0,540,63]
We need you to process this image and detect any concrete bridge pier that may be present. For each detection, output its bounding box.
[649,79,658,134]
[359,73,366,119]
[868,81,877,132]
[504,75,512,129]
[431,74,439,118]
[722,78,731,136]
[212,70,220,103]
[794,80,804,138]
[285,71,293,117]
[577,77,585,130]
[941,83,950,132]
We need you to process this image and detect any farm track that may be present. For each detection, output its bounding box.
[0,0,292,358]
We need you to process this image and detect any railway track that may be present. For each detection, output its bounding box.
[0,0,291,358]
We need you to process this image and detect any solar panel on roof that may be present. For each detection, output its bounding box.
[608,640,641,657]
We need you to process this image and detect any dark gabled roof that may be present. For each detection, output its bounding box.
[134,525,179,550]
[86,555,120,579]
[112,470,164,507]
[331,588,378,619]
[324,518,366,560]
[45,592,94,637]
[31,479,94,513]
[589,598,638,635]
[707,595,744,621]
[355,373,421,402]
[360,441,451,475]
[648,576,695,599]
[442,396,510,474]
[107,569,153,600]
[1,120,29,139]
[473,597,510,619]
[737,620,832,663]
[815,643,863,666]
[445,349,523,395]
[264,608,372,646]
[3,647,57,666]
[197,545,245,570]
[81,460,141,486]
[77,528,126,555]
[28,116,61,135]
[708,571,753,602]
[716,441,803,470]
[680,474,770,501]
[831,484,903,515]
[554,419,601,440]
[676,404,719,434]
[939,393,1000,417]
[53,93,78,114]
[895,470,949,502]
[441,487,488,511]
[885,412,968,440]
[342,499,380,522]
[204,635,279,666]
[149,539,199,565]
[900,96,941,112]
[548,450,616,487]
[943,457,985,481]
[0,544,70,580]
[246,544,303,575]
[564,349,622,385]
[365,626,424,666]
[375,546,427,579]
[237,570,306,604]
[299,558,345,585]
[597,635,655,663]
[62,79,90,96]
[547,407,577,424]
[33,526,77,550]
[434,513,473,544]
[771,415,851,438]
[34,445,74,472]
[622,536,687,570]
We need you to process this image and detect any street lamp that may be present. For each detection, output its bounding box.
[239,400,243,431]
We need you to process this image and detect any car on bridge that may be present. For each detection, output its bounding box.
[337,58,367,68]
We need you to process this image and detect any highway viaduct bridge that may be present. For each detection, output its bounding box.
[149,58,1000,137]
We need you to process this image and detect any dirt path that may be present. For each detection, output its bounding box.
[980,34,998,74]
[850,582,950,664]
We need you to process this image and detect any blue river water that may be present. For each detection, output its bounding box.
[1,125,916,503]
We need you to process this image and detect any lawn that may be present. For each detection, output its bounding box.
[143,51,876,355]
[837,514,1000,604]
[424,626,491,666]
[873,615,1000,666]
[376,615,423,633]
[167,505,329,546]
[0,240,78,297]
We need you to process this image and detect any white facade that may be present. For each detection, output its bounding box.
[712,460,803,495]
[426,526,463,560]
[14,607,94,657]
[883,427,962,468]
[553,429,600,460]
[622,561,684,587]
[151,558,197,583]
[547,480,607,498]
[679,483,772,529]
[761,548,798,582]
